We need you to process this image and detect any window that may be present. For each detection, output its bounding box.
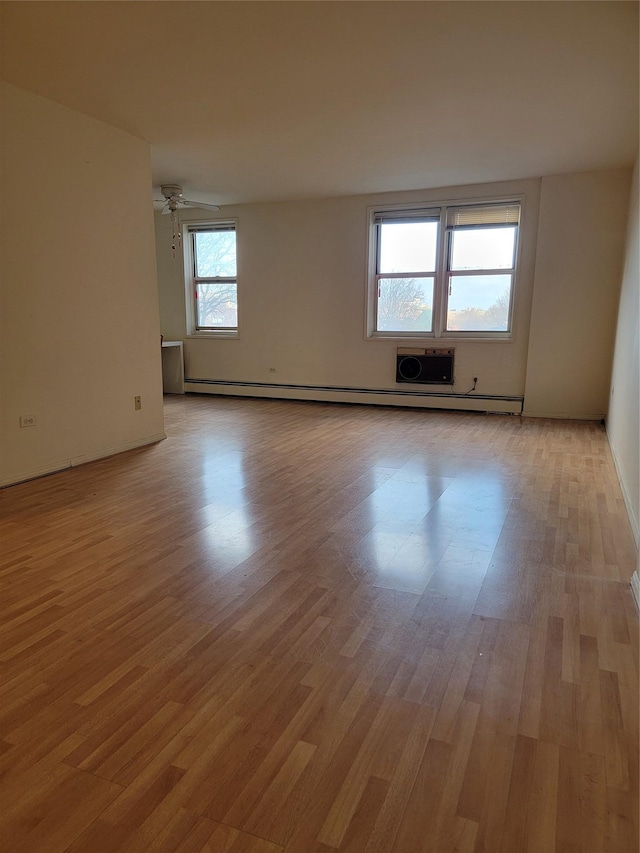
[369,201,520,338]
[186,222,238,335]
[375,213,439,334]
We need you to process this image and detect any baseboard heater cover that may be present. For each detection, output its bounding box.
[184,378,524,413]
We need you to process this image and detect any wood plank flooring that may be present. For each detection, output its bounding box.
[1,395,638,852]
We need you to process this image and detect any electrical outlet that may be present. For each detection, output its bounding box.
[134,396,142,411]
[20,415,36,428]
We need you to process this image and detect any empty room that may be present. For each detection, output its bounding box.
[0,2,638,851]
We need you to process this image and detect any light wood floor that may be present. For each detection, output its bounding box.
[1,395,638,852]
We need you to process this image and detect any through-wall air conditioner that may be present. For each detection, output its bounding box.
[396,348,455,385]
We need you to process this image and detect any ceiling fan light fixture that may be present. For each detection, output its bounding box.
[160,184,184,201]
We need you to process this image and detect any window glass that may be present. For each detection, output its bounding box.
[196,282,238,329]
[446,274,512,331]
[195,230,237,278]
[377,277,434,332]
[379,222,438,274]
[449,226,516,271]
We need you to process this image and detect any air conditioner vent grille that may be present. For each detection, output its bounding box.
[396,348,454,385]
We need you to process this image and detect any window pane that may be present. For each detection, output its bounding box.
[197,282,237,328]
[446,275,512,332]
[377,277,433,332]
[450,226,516,271]
[379,222,438,274]
[195,230,237,277]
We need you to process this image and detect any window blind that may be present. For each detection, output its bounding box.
[446,204,520,229]
[373,208,440,225]
[188,223,235,233]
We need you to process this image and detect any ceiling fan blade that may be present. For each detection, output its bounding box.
[180,199,221,211]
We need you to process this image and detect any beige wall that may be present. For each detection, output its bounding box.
[607,160,639,542]
[524,168,632,419]
[157,169,633,421]
[0,83,164,486]
[156,178,541,412]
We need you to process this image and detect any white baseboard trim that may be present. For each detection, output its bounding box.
[522,409,605,421]
[604,431,640,548]
[0,459,71,489]
[631,571,640,610]
[69,432,167,468]
[0,432,166,489]
[185,380,524,415]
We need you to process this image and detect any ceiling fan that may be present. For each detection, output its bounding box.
[155,184,220,257]
[155,184,220,215]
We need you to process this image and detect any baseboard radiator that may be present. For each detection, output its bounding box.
[184,378,524,415]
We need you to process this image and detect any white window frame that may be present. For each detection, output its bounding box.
[366,198,522,341]
[184,220,239,338]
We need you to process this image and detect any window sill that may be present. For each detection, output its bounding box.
[366,333,513,344]
[186,332,239,340]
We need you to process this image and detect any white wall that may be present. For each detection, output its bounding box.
[607,160,639,543]
[0,83,164,487]
[524,168,632,419]
[156,178,541,412]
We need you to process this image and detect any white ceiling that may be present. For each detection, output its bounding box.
[1,1,638,206]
